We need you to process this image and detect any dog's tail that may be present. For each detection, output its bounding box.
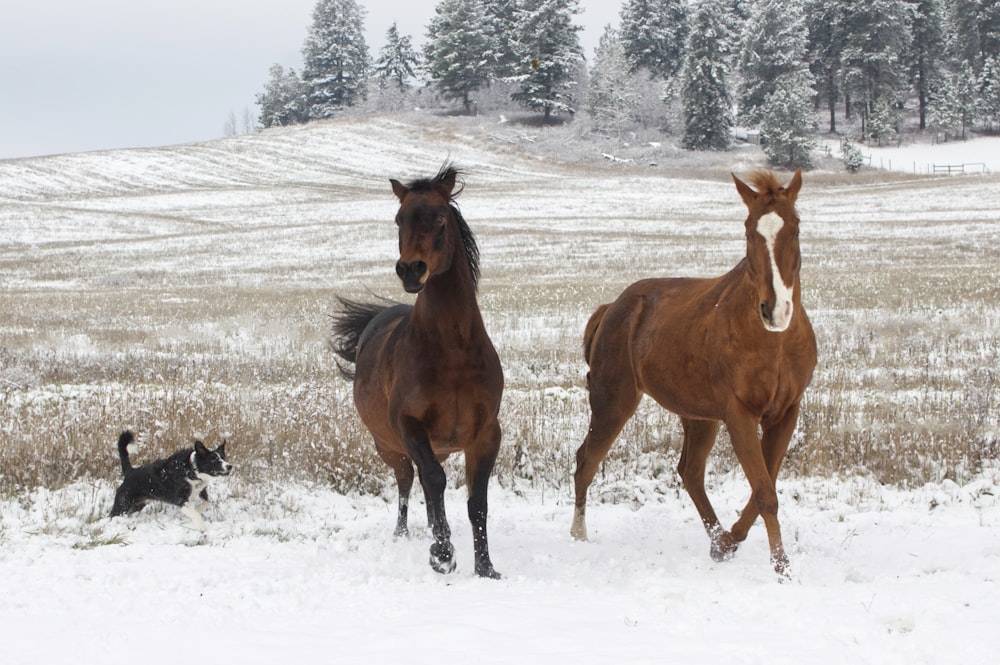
[117,430,136,475]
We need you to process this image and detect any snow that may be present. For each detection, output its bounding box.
[2,473,999,664]
[825,135,1000,175]
[2,115,1000,663]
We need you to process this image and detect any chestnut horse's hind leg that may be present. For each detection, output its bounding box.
[676,418,736,561]
[465,422,502,579]
[571,379,642,541]
[376,444,415,538]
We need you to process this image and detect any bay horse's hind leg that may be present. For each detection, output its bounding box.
[571,377,642,541]
[676,418,738,561]
[465,422,502,579]
[376,444,415,538]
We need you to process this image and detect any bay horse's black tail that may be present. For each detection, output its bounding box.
[330,297,394,381]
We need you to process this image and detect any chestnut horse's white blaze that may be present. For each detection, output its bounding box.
[757,211,795,332]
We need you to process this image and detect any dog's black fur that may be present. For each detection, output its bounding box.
[110,430,232,530]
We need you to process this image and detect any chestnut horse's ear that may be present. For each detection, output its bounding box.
[732,172,757,208]
[390,178,408,202]
[785,168,803,203]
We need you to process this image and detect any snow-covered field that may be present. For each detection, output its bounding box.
[2,115,999,663]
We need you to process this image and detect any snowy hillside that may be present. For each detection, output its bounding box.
[1,114,999,663]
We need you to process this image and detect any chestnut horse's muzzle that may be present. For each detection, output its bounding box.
[396,259,427,293]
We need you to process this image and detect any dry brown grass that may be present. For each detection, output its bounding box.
[1,125,998,500]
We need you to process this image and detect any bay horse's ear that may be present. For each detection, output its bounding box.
[435,169,458,198]
[390,178,408,202]
[785,168,803,203]
[731,172,757,208]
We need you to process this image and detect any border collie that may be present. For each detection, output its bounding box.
[110,430,232,531]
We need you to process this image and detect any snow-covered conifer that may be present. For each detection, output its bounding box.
[374,22,420,92]
[424,0,494,113]
[619,0,689,80]
[588,25,639,139]
[510,0,584,122]
[301,0,371,119]
[681,0,734,151]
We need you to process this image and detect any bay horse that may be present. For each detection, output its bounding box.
[331,164,503,579]
[571,170,816,576]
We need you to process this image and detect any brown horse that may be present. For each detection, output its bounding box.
[571,170,816,576]
[331,164,503,579]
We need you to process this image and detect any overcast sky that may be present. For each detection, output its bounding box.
[0,0,618,160]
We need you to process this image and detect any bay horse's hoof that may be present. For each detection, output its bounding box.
[429,541,456,574]
[475,562,502,580]
[710,531,739,562]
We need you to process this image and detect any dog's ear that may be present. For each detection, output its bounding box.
[218,440,227,457]
[194,440,208,456]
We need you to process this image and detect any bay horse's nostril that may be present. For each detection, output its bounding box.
[396,261,406,279]
[412,260,427,277]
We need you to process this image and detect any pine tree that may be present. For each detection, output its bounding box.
[619,0,689,80]
[739,0,816,167]
[979,55,1000,130]
[374,23,420,92]
[738,0,813,126]
[484,0,522,79]
[805,0,846,133]
[301,0,371,119]
[929,61,980,140]
[588,25,639,139]
[510,0,585,122]
[256,64,309,128]
[908,0,948,131]
[760,74,818,168]
[424,0,494,113]
[840,0,913,140]
[949,0,1000,74]
[681,0,734,151]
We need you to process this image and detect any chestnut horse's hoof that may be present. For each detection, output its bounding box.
[429,541,456,574]
[772,552,792,580]
[710,531,739,562]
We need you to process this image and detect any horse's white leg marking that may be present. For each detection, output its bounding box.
[757,212,794,332]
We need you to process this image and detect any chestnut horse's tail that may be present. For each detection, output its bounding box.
[330,297,394,381]
[583,303,611,369]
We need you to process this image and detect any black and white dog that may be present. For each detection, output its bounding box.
[111,430,232,531]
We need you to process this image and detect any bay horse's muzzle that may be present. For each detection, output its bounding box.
[396,259,427,293]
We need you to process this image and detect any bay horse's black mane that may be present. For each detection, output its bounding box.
[404,164,480,288]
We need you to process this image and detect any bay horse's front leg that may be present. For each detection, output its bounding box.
[466,422,502,579]
[401,420,455,575]
[725,409,789,577]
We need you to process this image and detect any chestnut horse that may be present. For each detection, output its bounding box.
[571,170,816,576]
[331,164,503,579]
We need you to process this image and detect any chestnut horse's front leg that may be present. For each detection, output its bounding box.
[725,408,790,577]
[729,403,801,575]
